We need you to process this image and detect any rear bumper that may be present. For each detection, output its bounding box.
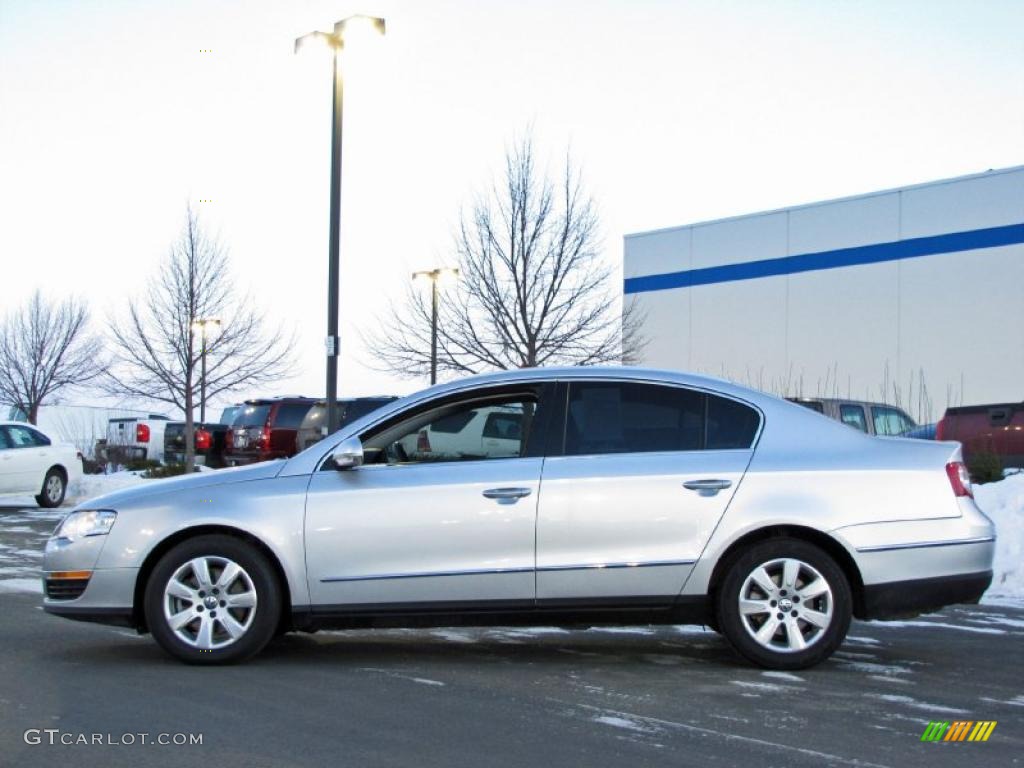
[861,570,992,620]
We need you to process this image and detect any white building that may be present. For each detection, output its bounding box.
[623,165,1024,422]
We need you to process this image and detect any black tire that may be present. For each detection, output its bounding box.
[144,534,282,665]
[716,537,851,670]
[36,468,66,508]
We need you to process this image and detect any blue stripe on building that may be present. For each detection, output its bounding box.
[623,221,1024,295]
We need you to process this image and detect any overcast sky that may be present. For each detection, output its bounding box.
[2,0,1022,415]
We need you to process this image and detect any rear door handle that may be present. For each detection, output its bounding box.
[482,487,532,501]
[683,479,732,496]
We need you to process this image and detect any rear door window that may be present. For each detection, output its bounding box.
[839,404,868,432]
[564,382,759,456]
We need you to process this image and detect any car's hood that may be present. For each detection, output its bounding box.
[74,461,286,510]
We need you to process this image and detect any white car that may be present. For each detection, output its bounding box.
[397,403,525,460]
[0,421,82,507]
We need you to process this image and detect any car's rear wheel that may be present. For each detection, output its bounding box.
[144,535,281,664]
[716,538,851,669]
[36,468,66,508]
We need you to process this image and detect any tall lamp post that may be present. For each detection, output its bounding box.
[192,318,221,423]
[412,268,459,384]
[295,15,386,432]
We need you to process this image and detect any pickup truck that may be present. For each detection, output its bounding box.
[105,415,170,464]
[936,402,1024,470]
[163,406,240,468]
[786,397,917,436]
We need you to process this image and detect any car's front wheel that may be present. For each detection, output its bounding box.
[36,468,66,508]
[144,534,281,664]
[716,538,851,669]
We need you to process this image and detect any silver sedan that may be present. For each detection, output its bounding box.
[42,367,995,668]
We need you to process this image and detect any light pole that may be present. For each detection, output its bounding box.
[192,318,221,423]
[412,268,459,384]
[295,15,386,432]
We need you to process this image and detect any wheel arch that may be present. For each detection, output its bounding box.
[132,524,292,633]
[706,525,868,619]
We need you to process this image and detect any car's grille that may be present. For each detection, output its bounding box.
[45,578,90,600]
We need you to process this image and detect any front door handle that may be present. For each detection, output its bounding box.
[482,487,532,501]
[683,478,732,496]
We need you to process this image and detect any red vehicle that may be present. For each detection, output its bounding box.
[223,398,317,466]
[936,402,1024,470]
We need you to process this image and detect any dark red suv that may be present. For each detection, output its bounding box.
[223,398,317,466]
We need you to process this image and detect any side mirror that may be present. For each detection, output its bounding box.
[331,436,364,470]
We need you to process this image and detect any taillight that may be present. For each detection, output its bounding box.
[945,461,973,498]
[416,429,431,452]
[257,426,271,451]
[136,423,150,443]
[935,417,947,441]
[195,429,211,451]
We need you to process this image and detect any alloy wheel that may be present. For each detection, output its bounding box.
[737,557,834,653]
[163,556,258,650]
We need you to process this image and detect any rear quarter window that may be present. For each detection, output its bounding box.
[706,395,759,449]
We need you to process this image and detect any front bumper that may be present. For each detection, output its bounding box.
[861,570,992,620]
[42,567,139,628]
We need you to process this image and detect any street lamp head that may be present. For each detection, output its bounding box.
[334,15,386,39]
[294,30,338,55]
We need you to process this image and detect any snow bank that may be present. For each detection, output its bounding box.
[974,474,1024,598]
[69,471,149,503]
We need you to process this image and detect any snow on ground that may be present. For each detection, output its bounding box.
[974,473,1024,598]
[69,471,149,503]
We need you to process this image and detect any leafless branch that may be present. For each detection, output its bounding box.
[367,134,646,379]
[102,206,295,468]
[0,291,104,424]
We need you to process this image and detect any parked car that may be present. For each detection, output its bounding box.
[105,415,170,465]
[396,402,525,460]
[787,397,917,436]
[44,367,993,669]
[937,402,1024,470]
[295,397,397,453]
[0,421,82,507]
[163,422,229,468]
[223,398,317,466]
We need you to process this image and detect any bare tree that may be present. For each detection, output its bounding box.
[104,207,294,470]
[0,291,104,424]
[371,136,646,379]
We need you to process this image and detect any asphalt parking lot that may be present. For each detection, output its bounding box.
[1,504,1021,768]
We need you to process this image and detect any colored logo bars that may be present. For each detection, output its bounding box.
[921,721,997,742]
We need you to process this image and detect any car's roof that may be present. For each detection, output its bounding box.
[423,366,758,401]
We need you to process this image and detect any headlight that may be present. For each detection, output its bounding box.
[54,510,117,541]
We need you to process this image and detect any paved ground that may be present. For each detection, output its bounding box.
[1,503,1021,768]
